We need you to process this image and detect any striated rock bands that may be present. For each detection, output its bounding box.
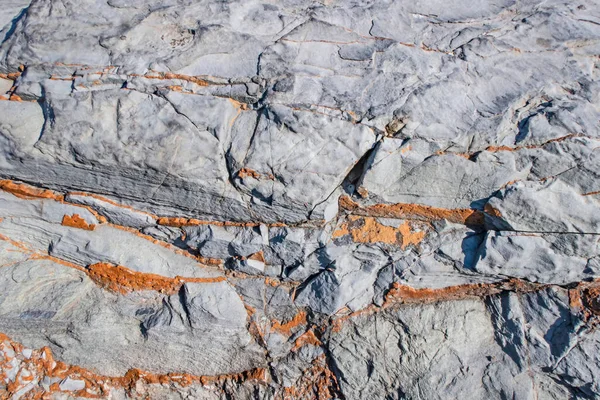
[0,0,600,398]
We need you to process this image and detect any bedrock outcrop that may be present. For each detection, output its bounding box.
[1,0,600,398]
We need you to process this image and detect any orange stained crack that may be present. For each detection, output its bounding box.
[331,279,545,333]
[0,232,32,254]
[248,251,266,263]
[484,134,583,153]
[8,93,23,101]
[238,168,261,180]
[292,329,322,352]
[29,254,87,273]
[157,216,284,228]
[0,180,64,201]
[157,216,259,228]
[87,262,225,295]
[398,221,426,249]
[271,311,308,336]
[137,71,210,87]
[0,180,109,223]
[356,186,369,198]
[382,282,500,307]
[339,195,485,225]
[0,231,222,294]
[0,232,87,273]
[278,354,341,400]
[264,277,281,287]
[400,145,412,154]
[0,332,267,399]
[0,180,297,232]
[484,203,503,218]
[569,288,584,311]
[434,149,470,159]
[433,134,586,159]
[62,214,96,231]
[332,216,425,249]
[228,98,250,111]
[0,72,21,80]
[583,190,600,196]
[245,305,269,347]
[67,191,157,219]
[576,281,600,320]
[485,145,517,152]
[166,85,184,92]
[49,75,75,81]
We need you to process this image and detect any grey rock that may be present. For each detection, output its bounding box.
[474,231,600,285]
[487,179,600,233]
[329,298,533,400]
[0,257,265,377]
[65,192,157,229]
[2,0,600,397]
[295,244,390,314]
[184,224,264,260]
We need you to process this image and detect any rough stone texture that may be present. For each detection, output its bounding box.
[1,0,600,398]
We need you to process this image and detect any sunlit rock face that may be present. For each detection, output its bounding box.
[1,0,600,398]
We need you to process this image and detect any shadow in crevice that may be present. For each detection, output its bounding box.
[1,5,29,45]
[460,231,487,272]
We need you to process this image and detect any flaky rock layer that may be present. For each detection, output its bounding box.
[1,0,600,398]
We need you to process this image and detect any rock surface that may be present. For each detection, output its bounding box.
[1,0,600,398]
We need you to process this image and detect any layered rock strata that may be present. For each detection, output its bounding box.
[1,0,600,398]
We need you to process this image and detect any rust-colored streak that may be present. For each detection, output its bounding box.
[62,214,96,231]
[157,216,284,228]
[248,251,266,263]
[569,289,584,310]
[103,224,222,266]
[0,332,267,399]
[0,233,87,273]
[484,203,503,218]
[581,284,600,316]
[484,145,516,152]
[157,216,259,228]
[339,195,485,225]
[238,168,261,179]
[398,221,426,249]
[0,72,21,80]
[0,180,64,201]
[332,216,425,249]
[138,71,210,87]
[30,254,87,273]
[0,233,32,254]
[228,98,250,111]
[68,191,157,219]
[278,354,341,400]
[356,186,369,198]
[432,134,585,158]
[49,75,75,81]
[87,262,225,295]
[565,281,600,321]
[382,282,500,306]
[0,232,223,294]
[484,134,582,153]
[331,279,545,333]
[583,190,600,196]
[292,330,322,352]
[271,311,308,336]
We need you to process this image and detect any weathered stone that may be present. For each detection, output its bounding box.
[2,0,600,397]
